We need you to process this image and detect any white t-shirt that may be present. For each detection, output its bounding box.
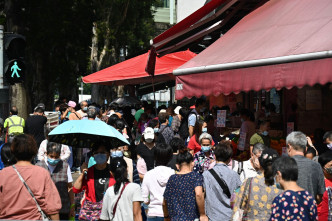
[233,159,259,183]
[45,159,73,183]
[100,183,143,221]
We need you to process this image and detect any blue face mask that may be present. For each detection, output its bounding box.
[83,107,88,112]
[154,128,159,133]
[274,176,282,189]
[262,131,269,136]
[47,158,60,166]
[94,153,108,165]
[111,151,123,158]
[202,128,207,133]
[201,146,211,153]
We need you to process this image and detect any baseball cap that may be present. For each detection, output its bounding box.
[68,101,76,108]
[174,106,182,115]
[143,127,155,140]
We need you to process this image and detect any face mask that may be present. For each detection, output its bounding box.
[201,146,211,153]
[327,143,332,150]
[325,167,332,175]
[111,151,123,158]
[94,153,107,165]
[262,131,269,136]
[154,128,159,133]
[83,107,88,112]
[274,176,282,189]
[241,118,244,123]
[252,157,260,168]
[202,128,207,133]
[145,138,154,143]
[47,158,60,166]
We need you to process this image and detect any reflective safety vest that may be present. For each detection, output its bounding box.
[5,116,25,135]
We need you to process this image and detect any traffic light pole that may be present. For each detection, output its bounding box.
[0,25,3,88]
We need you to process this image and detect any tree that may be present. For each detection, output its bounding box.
[89,0,156,104]
[2,0,156,114]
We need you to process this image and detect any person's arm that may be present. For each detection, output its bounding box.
[73,168,87,191]
[133,201,142,221]
[60,145,71,161]
[162,199,170,221]
[195,186,208,221]
[141,175,150,204]
[307,136,318,156]
[61,108,69,120]
[67,182,75,218]
[49,214,60,220]
[316,194,323,204]
[189,126,194,137]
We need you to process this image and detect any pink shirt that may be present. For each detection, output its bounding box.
[0,165,62,220]
[240,120,256,150]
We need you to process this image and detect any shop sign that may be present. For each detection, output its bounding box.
[217,110,226,127]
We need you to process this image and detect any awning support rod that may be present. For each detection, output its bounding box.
[173,50,332,76]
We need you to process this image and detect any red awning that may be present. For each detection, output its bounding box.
[82,50,196,86]
[174,0,332,99]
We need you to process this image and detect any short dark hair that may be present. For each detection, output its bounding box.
[169,137,185,153]
[214,143,233,162]
[46,142,62,155]
[305,146,316,157]
[34,107,44,114]
[108,114,120,127]
[318,150,332,168]
[11,134,37,161]
[155,143,173,166]
[109,103,119,111]
[158,113,168,124]
[258,120,270,127]
[323,131,332,142]
[195,98,206,107]
[10,106,18,115]
[272,156,298,182]
[0,143,16,167]
[148,119,159,128]
[115,119,126,131]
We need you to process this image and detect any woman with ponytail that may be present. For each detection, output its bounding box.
[232,148,281,221]
[100,158,143,221]
[163,147,208,221]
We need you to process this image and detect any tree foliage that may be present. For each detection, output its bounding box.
[3,0,156,109]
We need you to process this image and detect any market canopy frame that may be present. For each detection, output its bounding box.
[174,0,332,99]
[82,50,196,86]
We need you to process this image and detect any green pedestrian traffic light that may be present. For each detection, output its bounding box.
[3,34,26,85]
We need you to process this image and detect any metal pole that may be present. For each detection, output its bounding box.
[152,76,157,113]
[0,25,3,89]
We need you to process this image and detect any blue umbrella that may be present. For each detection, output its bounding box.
[48,120,129,148]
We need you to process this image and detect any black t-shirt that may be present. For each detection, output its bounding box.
[94,166,110,202]
[167,154,177,171]
[136,142,155,171]
[25,115,47,146]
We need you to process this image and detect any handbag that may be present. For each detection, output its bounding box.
[12,165,50,221]
[232,177,253,221]
[78,177,110,221]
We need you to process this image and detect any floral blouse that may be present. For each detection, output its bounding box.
[193,150,215,174]
[270,190,318,221]
[232,174,282,221]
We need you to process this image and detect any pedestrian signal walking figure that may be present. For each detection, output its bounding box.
[11,61,21,78]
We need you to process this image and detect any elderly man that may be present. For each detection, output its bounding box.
[234,143,266,183]
[286,131,325,203]
[76,101,88,119]
[193,133,215,174]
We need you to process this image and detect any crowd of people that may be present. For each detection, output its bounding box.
[0,97,331,221]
